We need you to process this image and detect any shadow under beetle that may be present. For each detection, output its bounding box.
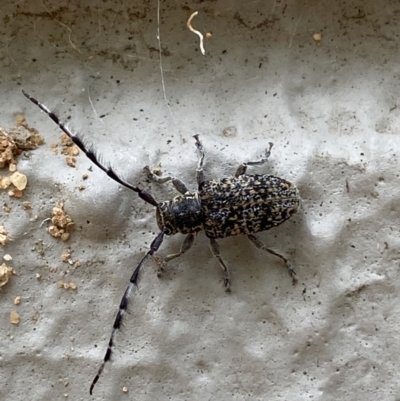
[22,89,301,394]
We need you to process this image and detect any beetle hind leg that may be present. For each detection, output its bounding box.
[235,142,274,177]
[209,239,231,291]
[247,234,297,284]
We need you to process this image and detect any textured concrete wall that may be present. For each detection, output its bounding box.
[2,1,400,400]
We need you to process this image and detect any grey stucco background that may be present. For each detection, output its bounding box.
[2,1,400,400]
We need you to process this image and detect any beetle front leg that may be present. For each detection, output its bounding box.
[164,233,195,262]
[154,233,195,277]
[235,142,274,177]
[146,133,207,193]
[247,234,297,284]
[194,135,206,186]
[144,166,190,195]
[209,238,231,291]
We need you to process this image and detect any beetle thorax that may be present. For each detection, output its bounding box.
[156,193,204,235]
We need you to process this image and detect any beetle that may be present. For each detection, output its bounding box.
[22,89,301,394]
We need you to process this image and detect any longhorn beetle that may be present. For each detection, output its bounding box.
[22,90,301,394]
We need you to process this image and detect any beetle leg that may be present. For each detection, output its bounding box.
[194,135,206,186]
[144,166,190,195]
[209,238,231,290]
[144,165,172,184]
[164,233,195,262]
[235,142,274,177]
[172,179,190,194]
[247,234,297,284]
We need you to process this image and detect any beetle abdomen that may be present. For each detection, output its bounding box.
[200,174,300,239]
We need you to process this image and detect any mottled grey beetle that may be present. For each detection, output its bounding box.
[22,90,300,394]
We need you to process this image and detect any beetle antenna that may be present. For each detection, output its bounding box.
[22,90,158,207]
[90,231,165,395]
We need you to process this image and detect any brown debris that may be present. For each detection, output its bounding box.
[10,171,27,190]
[0,176,11,189]
[0,226,10,245]
[8,188,24,198]
[66,156,76,168]
[48,202,74,241]
[50,143,58,154]
[60,133,79,167]
[10,310,20,325]
[0,116,43,199]
[61,248,73,263]
[0,263,16,288]
[60,132,73,146]
[0,116,44,169]
[57,281,78,290]
[62,145,79,156]
[313,32,322,42]
[23,201,32,210]
[0,129,19,169]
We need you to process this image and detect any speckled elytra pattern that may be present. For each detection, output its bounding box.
[200,174,300,239]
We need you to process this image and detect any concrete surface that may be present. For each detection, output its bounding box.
[1,1,400,400]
